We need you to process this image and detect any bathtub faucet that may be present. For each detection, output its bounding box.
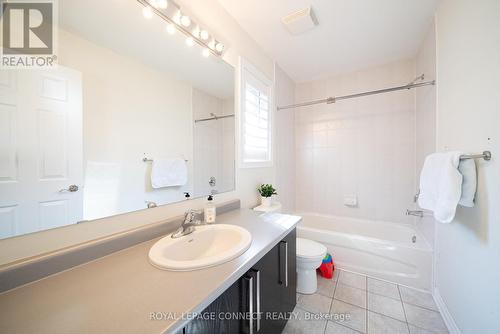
[406,209,424,218]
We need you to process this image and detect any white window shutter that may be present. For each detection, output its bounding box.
[239,59,273,168]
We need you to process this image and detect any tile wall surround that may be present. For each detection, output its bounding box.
[294,60,417,224]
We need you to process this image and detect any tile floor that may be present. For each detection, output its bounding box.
[283,269,448,334]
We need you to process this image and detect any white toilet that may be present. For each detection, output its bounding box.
[296,238,327,294]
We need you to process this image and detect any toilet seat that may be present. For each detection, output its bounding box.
[297,238,327,259]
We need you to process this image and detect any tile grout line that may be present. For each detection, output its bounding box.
[300,270,443,334]
[398,285,441,312]
[402,301,442,313]
[326,270,365,334]
[366,275,369,334]
[325,270,339,334]
[397,284,411,334]
[335,270,445,334]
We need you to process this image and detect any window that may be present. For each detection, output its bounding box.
[239,59,273,168]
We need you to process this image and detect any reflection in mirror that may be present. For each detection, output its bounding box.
[193,89,235,198]
[0,0,235,240]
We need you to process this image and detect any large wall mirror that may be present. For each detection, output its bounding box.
[0,0,235,240]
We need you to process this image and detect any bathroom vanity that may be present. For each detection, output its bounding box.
[0,208,300,334]
[184,229,296,334]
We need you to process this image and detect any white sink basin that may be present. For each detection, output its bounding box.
[149,224,252,271]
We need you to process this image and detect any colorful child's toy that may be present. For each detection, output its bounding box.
[318,253,334,279]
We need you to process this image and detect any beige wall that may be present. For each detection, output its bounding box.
[294,60,417,224]
[434,0,500,333]
[0,0,278,266]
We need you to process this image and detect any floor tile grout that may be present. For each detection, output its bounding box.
[295,269,445,334]
[325,273,339,333]
[401,300,441,313]
[365,275,368,334]
[397,284,411,334]
[328,320,365,334]
[366,289,402,301]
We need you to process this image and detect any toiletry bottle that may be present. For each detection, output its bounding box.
[204,195,216,223]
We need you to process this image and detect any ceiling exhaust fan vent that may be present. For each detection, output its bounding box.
[282,6,318,35]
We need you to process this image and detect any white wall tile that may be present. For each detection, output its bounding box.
[295,60,417,224]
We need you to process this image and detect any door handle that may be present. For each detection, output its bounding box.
[251,269,261,332]
[280,241,289,287]
[59,185,79,193]
[244,276,254,334]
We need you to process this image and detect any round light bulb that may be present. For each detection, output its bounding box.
[215,42,224,53]
[157,0,168,9]
[142,6,153,19]
[200,30,209,41]
[208,40,216,50]
[185,37,195,47]
[166,24,176,35]
[192,27,200,38]
[202,48,210,58]
[173,11,181,24]
[180,15,191,27]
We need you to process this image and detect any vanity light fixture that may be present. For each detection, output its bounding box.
[173,10,182,24]
[180,15,191,27]
[166,23,176,35]
[137,0,226,57]
[215,42,225,52]
[185,37,195,47]
[192,26,200,38]
[200,30,209,41]
[142,6,153,18]
[156,0,168,9]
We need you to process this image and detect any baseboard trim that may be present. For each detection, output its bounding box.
[433,287,461,334]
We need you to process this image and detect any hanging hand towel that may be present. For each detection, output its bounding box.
[458,158,477,207]
[418,151,463,223]
[151,158,188,189]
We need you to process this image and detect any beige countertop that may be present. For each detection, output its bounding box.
[0,209,301,334]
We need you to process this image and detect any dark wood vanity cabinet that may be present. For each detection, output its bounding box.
[184,228,296,334]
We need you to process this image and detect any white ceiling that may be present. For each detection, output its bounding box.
[60,0,234,98]
[217,0,438,82]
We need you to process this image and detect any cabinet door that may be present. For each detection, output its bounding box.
[184,228,297,334]
[279,230,297,313]
[250,244,281,333]
[279,229,297,315]
[184,277,245,334]
[251,228,297,333]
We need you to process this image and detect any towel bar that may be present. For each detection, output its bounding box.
[459,151,491,161]
[142,157,188,162]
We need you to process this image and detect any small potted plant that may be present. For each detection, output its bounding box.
[258,184,277,207]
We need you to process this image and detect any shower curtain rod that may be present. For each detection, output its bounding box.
[194,113,235,123]
[277,78,436,111]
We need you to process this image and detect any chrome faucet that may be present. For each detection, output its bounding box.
[406,209,424,218]
[145,201,157,209]
[171,209,204,238]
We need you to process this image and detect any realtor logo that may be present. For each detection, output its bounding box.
[1,0,57,68]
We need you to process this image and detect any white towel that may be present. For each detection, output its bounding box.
[418,151,463,223]
[458,158,477,207]
[151,158,187,189]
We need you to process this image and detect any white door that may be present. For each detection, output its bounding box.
[0,66,83,238]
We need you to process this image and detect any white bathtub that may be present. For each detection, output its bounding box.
[296,213,433,291]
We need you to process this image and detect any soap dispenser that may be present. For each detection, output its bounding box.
[204,195,216,223]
